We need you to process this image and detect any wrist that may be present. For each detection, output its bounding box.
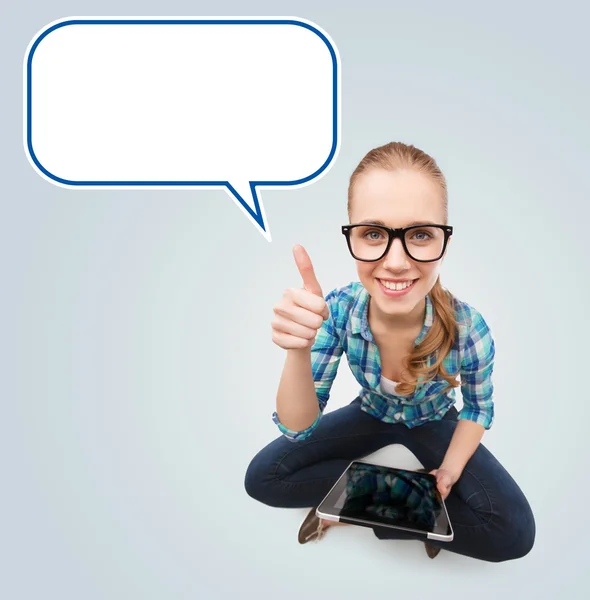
[287,346,312,359]
[439,462,463,483]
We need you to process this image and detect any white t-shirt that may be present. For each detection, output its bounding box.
[380,375,400,395]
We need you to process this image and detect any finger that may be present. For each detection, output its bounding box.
[271,330,314,350]
[293,245,323,297]
[287,288,328,317]
[271,315,319,340]
[274,303,325,330]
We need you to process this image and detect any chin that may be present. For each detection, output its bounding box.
[374,296,419,316]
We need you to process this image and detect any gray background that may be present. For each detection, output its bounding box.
[2,1,588,598]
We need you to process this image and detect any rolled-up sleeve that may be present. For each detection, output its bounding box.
[272,290,343,441]
[458,311,496,430]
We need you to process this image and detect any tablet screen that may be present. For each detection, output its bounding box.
[321,461,450,535]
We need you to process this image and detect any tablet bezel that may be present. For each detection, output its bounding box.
[316,460,454,542]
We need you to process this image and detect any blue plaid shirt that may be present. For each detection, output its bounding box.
[272,281,495,441]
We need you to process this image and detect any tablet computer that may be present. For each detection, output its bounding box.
[316,460,453,542]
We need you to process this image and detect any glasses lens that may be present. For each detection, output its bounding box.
[348,225,445,261]
[404,226,445,261]
[348,225,391,260]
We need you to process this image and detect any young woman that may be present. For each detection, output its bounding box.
[244,142,535,562]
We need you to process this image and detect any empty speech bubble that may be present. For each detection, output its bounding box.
[24,17,341,241]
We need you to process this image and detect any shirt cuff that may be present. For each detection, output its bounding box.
[272,409,322,442]
[458,406,494,430]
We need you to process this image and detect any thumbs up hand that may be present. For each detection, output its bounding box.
[271,245,330,350]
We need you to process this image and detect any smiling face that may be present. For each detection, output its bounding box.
[348,167,449,325]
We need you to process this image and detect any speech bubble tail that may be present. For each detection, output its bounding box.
[225,182,271,242]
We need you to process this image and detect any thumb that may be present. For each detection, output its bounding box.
[436,472,452,498]
[293,245,324,298]
[429,469,445,489]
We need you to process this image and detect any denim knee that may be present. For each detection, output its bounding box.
[244,449,289,507]
[244,455,268,503]
[504,511,536,561]
[488,505,536,562]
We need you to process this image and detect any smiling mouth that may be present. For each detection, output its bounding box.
[378,278,417,291]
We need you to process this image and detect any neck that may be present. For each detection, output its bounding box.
[368,296,426,334]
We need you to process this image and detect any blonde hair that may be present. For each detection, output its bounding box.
[348,141,459,396]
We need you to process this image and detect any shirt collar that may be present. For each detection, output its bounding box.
[351,284,434,344]
[350,285,370,337]
[414,293,434,346]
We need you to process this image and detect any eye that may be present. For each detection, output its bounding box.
[410,229,434,241]
[363,229,385,241]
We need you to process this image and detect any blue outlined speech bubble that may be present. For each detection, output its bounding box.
[23,17,340,241]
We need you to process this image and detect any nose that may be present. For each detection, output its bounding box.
[382,238,411,271]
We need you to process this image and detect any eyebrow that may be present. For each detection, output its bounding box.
[356,219,440,227]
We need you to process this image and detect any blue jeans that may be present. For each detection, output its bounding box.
[244,397,535,562]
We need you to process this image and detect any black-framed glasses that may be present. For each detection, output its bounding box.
[341,223,453,263]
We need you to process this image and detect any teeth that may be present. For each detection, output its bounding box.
[380,279,415,291]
